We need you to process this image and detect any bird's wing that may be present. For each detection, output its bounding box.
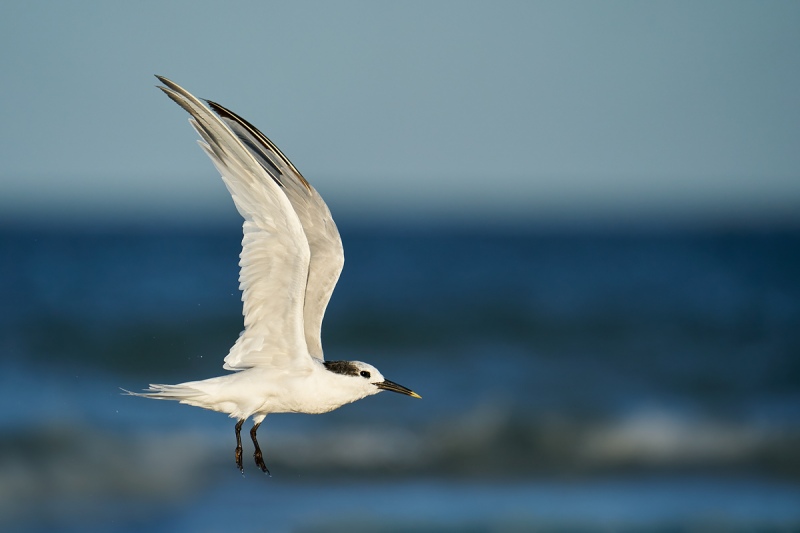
[156,76,312,371]
[206,100,344,360]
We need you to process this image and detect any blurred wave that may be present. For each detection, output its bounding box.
[1,225,799,531]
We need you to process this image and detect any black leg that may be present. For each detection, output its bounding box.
[250,421,271,475]
[234,419,244,474]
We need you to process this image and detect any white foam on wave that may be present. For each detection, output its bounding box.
[579,408,766,464]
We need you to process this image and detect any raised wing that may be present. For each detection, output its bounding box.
[206,100,344,360]
[156,76,312,371]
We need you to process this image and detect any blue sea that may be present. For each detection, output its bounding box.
[1,223,799,532]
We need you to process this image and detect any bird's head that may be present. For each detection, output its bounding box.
[323,360,421,399]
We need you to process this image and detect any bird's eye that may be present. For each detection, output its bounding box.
[360,370,371,378]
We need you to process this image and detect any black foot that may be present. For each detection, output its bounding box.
[235,445,244,474]
[254,448,271,476]
[250,421,271,476]
[234,419,245,475]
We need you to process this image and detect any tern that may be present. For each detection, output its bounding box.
[129,76,420,475]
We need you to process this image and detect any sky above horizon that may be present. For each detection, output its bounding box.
[2,1,799,228]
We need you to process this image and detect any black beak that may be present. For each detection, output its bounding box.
[376,379,421,398]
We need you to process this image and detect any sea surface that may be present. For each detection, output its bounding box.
[1,223,799,532]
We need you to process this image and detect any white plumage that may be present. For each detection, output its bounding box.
[129,76,420,474]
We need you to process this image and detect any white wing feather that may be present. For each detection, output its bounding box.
[156,76,312,371]
[205,100,344,359]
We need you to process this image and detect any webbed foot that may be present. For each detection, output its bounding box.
[251,421,271,476]
[234,419,245,475]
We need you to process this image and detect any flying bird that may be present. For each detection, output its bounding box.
[129,76,420,475]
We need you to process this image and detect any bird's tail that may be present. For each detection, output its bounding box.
[123,383,206,403]
[124,375,240,417]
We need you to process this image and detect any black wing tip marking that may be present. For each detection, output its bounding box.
[157,85,195,116]
[205,99,313,194]
[155,78,285,189]
[205,100,285,187]
[154,75,183,94]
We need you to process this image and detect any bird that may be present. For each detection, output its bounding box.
[128,76,420,475]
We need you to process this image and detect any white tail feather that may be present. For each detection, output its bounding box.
[124,383,205,402]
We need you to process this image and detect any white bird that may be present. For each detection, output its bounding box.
[129,76,420,475]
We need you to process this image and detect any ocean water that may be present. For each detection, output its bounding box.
[1,224,799,532]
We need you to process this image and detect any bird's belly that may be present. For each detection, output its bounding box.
[260,384,356,415]
[244,366,364,416]
[263,394,345,415]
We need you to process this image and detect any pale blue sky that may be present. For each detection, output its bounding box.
[2,1,799,226]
